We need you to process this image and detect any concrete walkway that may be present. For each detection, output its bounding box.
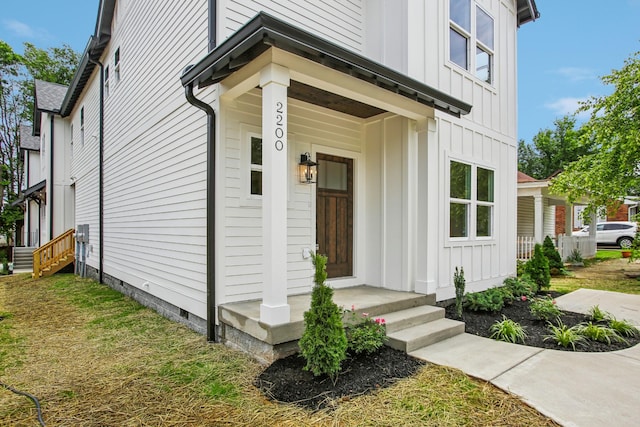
[411,289,640,427]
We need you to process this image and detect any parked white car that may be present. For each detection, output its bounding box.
[573,221,638,248]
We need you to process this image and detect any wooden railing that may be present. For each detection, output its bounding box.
[33,229,75,279]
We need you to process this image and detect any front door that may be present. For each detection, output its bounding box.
[316,153,353,278]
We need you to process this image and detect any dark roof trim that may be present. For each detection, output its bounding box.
[181,12,471,117]
[23,180,46,198]
[516,0,540,27]
[60,0,116,116]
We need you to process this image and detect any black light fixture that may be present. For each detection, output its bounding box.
[298,152,317,184]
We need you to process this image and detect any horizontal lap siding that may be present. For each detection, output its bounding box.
[222,0,364,53]
[222,90,362,303]
[99,0,209,318]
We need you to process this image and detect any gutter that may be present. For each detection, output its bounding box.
[88,55,105,285]
[184,80,217,343]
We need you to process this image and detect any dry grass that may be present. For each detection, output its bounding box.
[0,273,557,426]
[553,257,640,295]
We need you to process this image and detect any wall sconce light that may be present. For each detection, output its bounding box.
[298,152,317,184]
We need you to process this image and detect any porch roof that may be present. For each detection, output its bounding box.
[180,12,471,118]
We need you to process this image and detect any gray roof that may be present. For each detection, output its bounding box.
[19,125,40,151]
[35,79,68,113]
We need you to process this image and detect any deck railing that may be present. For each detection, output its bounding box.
[33,229,75,279]
[517,236,536,261]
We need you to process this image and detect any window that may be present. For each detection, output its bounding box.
[449,1,494,84]
[80,107,85,146]
[250,136,262,195]
[449,160,494,238]
[104,65,110,97]
[70,124,74,159]
[114,48,121,82]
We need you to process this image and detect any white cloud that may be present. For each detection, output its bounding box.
[544,97,591,119]
[3,19,35,38]
[555,67,597,82]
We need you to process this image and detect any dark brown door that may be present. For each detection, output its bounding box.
[316,153,353,278]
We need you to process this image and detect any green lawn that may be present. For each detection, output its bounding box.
[0,273,556,426]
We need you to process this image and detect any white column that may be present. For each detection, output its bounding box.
[415,118,438,295]
[565,203,573,236]
[259,64,291,325]
[534,195,544,244]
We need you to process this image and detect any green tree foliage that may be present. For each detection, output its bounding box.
[542,235,564,271]
[298,253,347,379]
[518,116,590,180]
[551,50,640,210]
[525,244,550,291]
[453,266,465,319]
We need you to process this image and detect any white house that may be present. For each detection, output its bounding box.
[46,0,538,358]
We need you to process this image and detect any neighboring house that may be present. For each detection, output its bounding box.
[555,199,638,234]
[516,171,596,260]
[35,0,538,357]
[16,80,75,249]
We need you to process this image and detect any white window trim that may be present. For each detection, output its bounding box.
[240,124,262,207]
[448,1,495,86]
[446,156,496,245]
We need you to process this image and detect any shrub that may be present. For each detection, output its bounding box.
[608,317,639,337]
[516,259,527,277]
[345,309,387,355]
[566,248,583,264]
[454,267,465,319]
[529,296,561,322]
[588,305,611,322]
[525,244,551,291]
[464,287,505,312]
[490,316,527,344]
[503,276,537,299]
[542,235,564,272]
[577,322,626,345]
[544,320,587,351]
[299,253,347,379]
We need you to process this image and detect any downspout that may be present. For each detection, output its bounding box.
[49,116,54,241]
[88,57,105,284]
[26,154,30,246]
[184,82,217,343]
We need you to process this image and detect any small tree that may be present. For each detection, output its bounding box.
[525,244,551,291]
[298,253,347,379]
[542,236,564,273]
[453,267,465,319]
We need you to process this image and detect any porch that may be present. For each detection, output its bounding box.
[219,285,464,364]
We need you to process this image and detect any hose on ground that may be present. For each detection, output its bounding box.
[0,381,45,426]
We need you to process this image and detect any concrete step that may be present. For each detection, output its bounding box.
[382,305,445,334]
[386,318,465,353]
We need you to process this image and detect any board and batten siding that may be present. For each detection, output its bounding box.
[220,89,364,304]
[70,0,212,319]
[220,0,364,53]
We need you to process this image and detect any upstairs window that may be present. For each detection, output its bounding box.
[80,107,85,146]
[70,123,74,159]
[104,65,110,97]
[449,1,495,84]
[114,48,121,82]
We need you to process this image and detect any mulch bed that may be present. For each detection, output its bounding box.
[445,291,640,352]
[255,346,424,411]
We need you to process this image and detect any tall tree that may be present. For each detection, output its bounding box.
[518,116,589,180]
[551,50,640,210]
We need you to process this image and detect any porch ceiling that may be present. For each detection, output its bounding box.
[181,12,471,119]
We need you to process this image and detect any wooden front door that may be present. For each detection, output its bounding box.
[316,153,353,278]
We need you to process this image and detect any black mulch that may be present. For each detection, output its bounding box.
[445,291,640,352]
[255,346,424,411]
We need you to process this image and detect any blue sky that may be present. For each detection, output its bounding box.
[1,1,639,144]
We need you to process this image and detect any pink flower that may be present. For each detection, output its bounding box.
[351,305,355,311]
[374,318,386,325]
[552,300,557,305]
[362,312,369,317]
[521,296,527,301]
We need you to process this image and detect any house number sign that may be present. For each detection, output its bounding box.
[274,101,284,151]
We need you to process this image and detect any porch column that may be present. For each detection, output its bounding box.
[259,64,291,325]
[534,195,544,244]
[415,118,438,295]
[565,203,573,236]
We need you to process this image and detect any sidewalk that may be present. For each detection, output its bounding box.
[411,289,640,427]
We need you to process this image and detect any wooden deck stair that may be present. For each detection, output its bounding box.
[33,229,75,279]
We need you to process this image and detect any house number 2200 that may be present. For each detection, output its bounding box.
[274,101,284,151]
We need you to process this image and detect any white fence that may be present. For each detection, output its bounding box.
[557,234,597,261]
[517,236,536,261]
